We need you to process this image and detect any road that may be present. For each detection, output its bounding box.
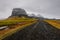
[3,20,60,40]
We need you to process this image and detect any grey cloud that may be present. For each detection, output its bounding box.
[0,0,60,19]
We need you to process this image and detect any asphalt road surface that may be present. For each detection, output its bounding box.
[3,20,60,40]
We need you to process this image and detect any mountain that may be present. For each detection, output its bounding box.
[10,8,28,17]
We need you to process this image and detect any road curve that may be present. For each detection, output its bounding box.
[3,20,60,40]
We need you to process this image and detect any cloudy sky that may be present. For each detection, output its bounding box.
[0,0,60,19]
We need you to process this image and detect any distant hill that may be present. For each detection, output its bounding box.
[9,8,28,17]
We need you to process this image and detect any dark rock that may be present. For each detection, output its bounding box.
[10,8,28,17]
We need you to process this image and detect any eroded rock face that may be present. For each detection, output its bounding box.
[10,8,28,17]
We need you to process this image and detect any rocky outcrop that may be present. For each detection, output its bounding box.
[10,8,28,17]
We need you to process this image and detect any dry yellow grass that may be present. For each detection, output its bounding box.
[44,20,60,29]
[0,17,37,27]
[0,19,38,40]
[56,20,60,23]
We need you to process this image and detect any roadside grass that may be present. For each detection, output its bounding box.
[44,20,60,29]
[0,17,37,27]
[0,17,38,40]
[55,20,60,23]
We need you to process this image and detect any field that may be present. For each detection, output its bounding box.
[55,20,60,23]
[0,17,38,40]
[44,19,60,29]
[0,17,37,27]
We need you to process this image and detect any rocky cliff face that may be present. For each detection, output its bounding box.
[10,8,28,17]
